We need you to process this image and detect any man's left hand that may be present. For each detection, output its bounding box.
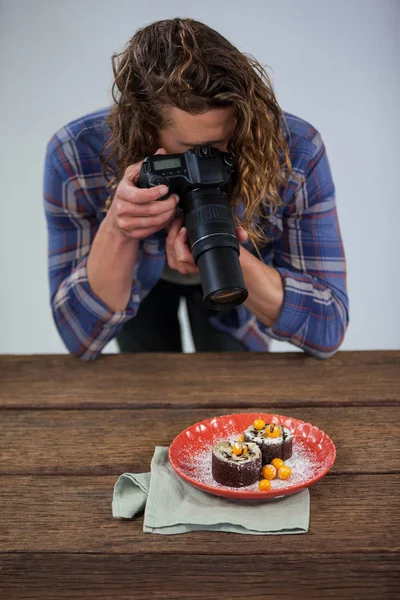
[165,215,248,275]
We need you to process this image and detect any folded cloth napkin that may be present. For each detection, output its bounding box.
[112,446,309,535]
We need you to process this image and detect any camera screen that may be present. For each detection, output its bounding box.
[153,158,182,171]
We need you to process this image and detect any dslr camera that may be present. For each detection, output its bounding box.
[138,146,248,310]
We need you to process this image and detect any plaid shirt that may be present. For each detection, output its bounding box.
[44,107,348,360]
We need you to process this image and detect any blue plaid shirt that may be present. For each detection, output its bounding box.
[44,107,348,360]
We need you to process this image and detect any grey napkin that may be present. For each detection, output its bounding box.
[112,446,309,535]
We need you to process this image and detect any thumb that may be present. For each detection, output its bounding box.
[236,226,248,244]
[155,147,167,155]
[178,227,188,244]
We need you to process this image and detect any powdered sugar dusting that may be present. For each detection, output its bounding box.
[180,439,322,492]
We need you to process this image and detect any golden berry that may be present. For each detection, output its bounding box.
[232,442,244,456]
[258,479,272,491]
[277,466,292,480]
[271,458,285,470]
[242,444,248,454]
[265,424,280,438]
[237,434,245,442]
[253,419,265,430]
[261,464,277,480]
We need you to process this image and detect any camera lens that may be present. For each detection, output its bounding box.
[183,189,248,310]
[209,289,244,304]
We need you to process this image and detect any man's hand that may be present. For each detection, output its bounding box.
[106,148,179,240]
[87,148,180,313]
[166,216,248,275]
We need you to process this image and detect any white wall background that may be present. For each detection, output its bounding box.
[0,0,399,354]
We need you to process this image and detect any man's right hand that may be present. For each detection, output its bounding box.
[106,148,179,240]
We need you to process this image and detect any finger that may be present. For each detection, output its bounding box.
[123,162,142,184]
[119,210,177,233]
[178,227,188,244]
[136,212,177,230]
[122,210,176,239]
[175,264,199,275]
[126,226,165,239]
[167,215,185,241]
[118,181,172,204]
[135,195,178,217]
[117,194,179,218]
[175,228,196,264]
[166,249,198,274]
[236,226,248,243]
[165,218,195,274]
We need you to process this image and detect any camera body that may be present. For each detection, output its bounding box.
[138,147,248,310]
[138,146,235,201]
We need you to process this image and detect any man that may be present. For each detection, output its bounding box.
[44,18,348,360]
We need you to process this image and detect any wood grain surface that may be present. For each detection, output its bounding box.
[0,407,399,475]
[0,352,399,599]
[0,554,398,600]
[1,351,399,408]
[0,474,399,554]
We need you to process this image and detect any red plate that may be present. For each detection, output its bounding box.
[169,413,336,500]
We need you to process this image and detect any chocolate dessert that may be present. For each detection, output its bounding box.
[211,441,262,487]
[244,421,293,465]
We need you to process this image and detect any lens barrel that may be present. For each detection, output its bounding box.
[183,189,248,310]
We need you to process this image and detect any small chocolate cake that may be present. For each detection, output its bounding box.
[211,441,262,487]
[244,423,293,465]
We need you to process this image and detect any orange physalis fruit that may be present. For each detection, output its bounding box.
[253,419,265,430]
[258,479,272,491]
[261,464,277,480]
[232,442,244,456]
[277,466,292,480]
[271,458,285,470]
[265,424,280,438]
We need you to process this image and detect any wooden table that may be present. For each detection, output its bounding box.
[0,351,399,599]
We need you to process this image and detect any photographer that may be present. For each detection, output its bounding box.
[44,18,348,360]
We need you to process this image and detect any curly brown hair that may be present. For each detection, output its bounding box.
[100,18,292,246]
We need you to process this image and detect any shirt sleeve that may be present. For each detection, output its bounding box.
[261,131,349,358]
[43,141,142,361]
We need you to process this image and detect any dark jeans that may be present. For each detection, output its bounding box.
[116,279,247,352]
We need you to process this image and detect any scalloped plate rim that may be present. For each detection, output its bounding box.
[169,412,336,500]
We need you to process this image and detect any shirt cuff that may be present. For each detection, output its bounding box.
[53,255,142,358]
